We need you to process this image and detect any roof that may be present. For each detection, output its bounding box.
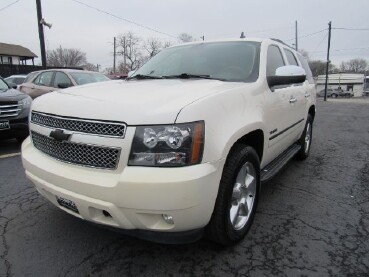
[0,42,38,58]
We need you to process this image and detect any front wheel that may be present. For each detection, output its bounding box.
[206,144,260,246]
[295,114,313,160]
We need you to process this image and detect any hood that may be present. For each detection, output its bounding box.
[0,88,28,101]
[31,79,245,125]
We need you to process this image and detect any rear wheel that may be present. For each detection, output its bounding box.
[331,93,337,98]
[206,144,260,246]
[295,114,313,160]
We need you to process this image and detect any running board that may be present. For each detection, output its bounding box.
[261,143,301,183]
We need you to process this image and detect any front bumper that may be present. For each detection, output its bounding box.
[0,116,29,139]
[22,137,224,239]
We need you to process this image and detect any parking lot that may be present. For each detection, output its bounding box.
[1,98,369,277]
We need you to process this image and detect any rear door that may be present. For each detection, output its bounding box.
[27,71,55,99]
[264,45,296,153]
[282,48,307,141]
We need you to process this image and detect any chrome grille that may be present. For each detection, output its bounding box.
[0,101,22,118]
[31,131,121,169]
[31,112,126,138]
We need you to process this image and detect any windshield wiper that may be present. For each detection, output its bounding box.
[161,73,224,81]
[127,74,163,80]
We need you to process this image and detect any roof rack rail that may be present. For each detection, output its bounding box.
[270,38,295,50]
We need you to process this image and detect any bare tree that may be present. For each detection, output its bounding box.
[340,58,368,73]
[163,41,173,48]
[299,49,309,60]
[117,32,144,72]
[47,47,87,67]
[178,33,194,43]
[144,38,163,58]
[82,63,98,72]
[308,60,336,76]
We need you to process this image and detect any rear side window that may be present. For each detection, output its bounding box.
[24,72,38,83]
[267,45,285,76]
[13,77,25,85]
[297,54,314,84]
[33,72,53,87]
[54,72,73,88]
[284,49,298,66]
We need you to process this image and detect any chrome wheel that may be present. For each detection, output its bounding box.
[230,162,257,230]
[304,122,312,154]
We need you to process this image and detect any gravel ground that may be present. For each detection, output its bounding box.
[1,98,368,277]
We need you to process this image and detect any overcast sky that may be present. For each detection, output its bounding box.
[1,0,368,70]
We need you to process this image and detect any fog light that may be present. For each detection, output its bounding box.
[162,214,174,224]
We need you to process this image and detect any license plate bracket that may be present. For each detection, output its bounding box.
[56,196,79,214]
[0,121,10,130]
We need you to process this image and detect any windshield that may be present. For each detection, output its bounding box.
[0,78,9,90]
[132,41,260,82]
[69,72,110,85]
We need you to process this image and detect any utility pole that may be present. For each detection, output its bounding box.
[36,0,46,68]
[113,37,116,73]
[295,20,298,51]
[324,21,332,101]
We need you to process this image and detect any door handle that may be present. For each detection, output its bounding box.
[304,92,311,98]
[289,97,297,103]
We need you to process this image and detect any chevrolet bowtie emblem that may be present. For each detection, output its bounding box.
[49,129,71,142]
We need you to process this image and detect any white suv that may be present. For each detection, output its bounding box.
[22,38,316,245]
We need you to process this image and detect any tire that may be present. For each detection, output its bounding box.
[331,94,337,98]
[16,136,27,144]
[206,144,260,246]
[295,114,313,160]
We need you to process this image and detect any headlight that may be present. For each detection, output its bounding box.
[20,96,32,109]
[128,121,204,167]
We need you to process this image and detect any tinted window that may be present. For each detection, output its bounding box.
[267,45,285,76]
[297,54,314,83]
[33,72,53,86]
[0,78,9,90]
[54,72,73,88]
[133,42,261,82]
[13,77,25,85]
[25,72,38,83]
[284,49,298,66]
[69,72,110,85]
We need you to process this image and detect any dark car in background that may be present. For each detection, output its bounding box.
[0,76,32,143]
[317,88,353,98]
[20,69,110,99]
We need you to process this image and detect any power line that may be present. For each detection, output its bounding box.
[284,28,327,42]
[332,27,369,31]
[206,26,293,38]
[0,0,20,12]
[309,46,369,53]
[71,0,177,39]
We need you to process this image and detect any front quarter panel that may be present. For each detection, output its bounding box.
[175,82,267,165]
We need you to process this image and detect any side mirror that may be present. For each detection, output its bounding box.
[267,65,306,88]
[8,82,18,89]
[57,83,73,89]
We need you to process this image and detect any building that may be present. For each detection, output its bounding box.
[316,73,365,97]
[0,42,38,66]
